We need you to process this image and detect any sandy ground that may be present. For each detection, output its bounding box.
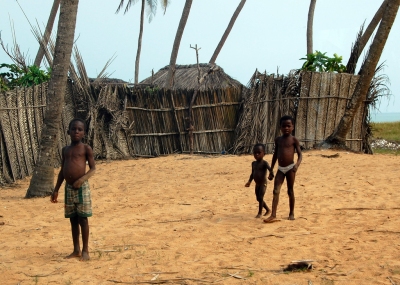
[1,150,400,285]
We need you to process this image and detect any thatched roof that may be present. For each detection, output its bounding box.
[140,63,243,90]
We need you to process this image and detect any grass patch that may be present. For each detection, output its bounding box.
[372,148,400,155]
[371,122,400,142]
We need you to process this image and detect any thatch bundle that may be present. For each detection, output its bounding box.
[140,63,243,91]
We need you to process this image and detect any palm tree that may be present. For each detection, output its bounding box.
[346,0,389,74]
[26,0,79,198]
[209,0,246,64]
[34,0,61,67]
[323,0,399,147]
[307,0,317,55]
[164,0,193,88]
[116,0,169,84]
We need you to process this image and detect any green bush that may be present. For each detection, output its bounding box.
[300,51,346,73]
[0,63,51,91]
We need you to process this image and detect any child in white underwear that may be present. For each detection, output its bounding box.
[264,115,302,223]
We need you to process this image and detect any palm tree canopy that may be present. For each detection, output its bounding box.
[116,0,169,22]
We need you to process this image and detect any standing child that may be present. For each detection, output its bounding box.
[245,143,274,218]
[264,115,302,223]
[51,118,96,261]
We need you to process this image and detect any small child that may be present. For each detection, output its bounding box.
[264,115,302,223]
[245,143,274,218]
[51,118,96,261]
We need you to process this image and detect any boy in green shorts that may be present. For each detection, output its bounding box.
[51,118,96,261]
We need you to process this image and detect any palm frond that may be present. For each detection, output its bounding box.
[115,0,139,14]
[146,0,158,22]
[160,0,170,15]
[346,21,365,74]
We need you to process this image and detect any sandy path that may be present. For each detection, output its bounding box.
[0,150,399,284]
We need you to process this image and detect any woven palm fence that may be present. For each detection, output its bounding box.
[233,70,367,154]
[80,79,243,158]
[0,82,75,184]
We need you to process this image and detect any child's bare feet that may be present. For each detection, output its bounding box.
[255,214,261,218]
[263,208,270,216]
[65,250,81,259]
[80,251,90,261]
[263,216,278,223]
[288,214,295,220]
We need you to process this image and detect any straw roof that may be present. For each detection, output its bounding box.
[140,63,243,90]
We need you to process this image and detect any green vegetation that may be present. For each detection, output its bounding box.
[300,51,346,73]
[0,63,51,91]
[371,121,400,155]
[371,121,400,141]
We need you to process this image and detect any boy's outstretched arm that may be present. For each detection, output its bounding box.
[245,165,253,187]
[266,161,274,180]
[268,139,278,180]
[51,148,65,203]
[72,145,96,189]
[293,137,303,172]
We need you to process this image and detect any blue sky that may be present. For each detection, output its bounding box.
[1,0,399,113]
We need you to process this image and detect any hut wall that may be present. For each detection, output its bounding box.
[233,71,366,154]
[123,86,242,156]
[0,82,75,185]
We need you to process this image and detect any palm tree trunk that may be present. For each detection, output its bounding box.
[307,0,317,55]
[346,0,389,74]
[34,0,61,67]
[164,0,193,88]
[324,0,399,147]
[134,0,145,84]
[209,0,246,64]
[26,0,79,198]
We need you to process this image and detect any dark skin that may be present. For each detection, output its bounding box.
[50,121,96,261]
[264,119,302,223]
[245,145,274,218]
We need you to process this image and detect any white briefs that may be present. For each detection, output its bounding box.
[278,163,295,174]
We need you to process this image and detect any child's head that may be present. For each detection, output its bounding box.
[67,118,86,142]
[253,143,265,161]
[279,115,294,136]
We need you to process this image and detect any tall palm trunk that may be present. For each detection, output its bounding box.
[306,0,317,55]
[34,0,61,67]
[324,0,399,147]
[209,0,246,64]
[134,0,145,84]
[164,0,193,88]
[26,0,79,198]
[346,0,389,74]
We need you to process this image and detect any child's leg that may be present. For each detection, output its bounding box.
[66,216,81,258]
[286,170,296,220]
[255,185,268,218]
[78,217,90,261]
[264,171,284,223]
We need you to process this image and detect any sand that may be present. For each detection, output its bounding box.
[0,150,400,285]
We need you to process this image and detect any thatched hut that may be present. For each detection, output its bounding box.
[124,63,244,155]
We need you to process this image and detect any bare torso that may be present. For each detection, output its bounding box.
[276,135,297,167]
[252,160,268,185]
[63,143,88,185]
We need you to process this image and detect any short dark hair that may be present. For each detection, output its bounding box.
[253,143,266,152]
[68,118,86,130]
[280,115,294,125]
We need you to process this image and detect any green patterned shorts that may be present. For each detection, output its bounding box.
[64,180,92,218]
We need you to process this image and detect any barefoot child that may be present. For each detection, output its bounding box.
[51,118,96,261]
[245,143,274,218]
[264,115,302,223]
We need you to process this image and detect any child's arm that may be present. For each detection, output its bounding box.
[292,137,303,172]
[245,163,254,187]
[72,145,96,189]
[268,138,278,180]
[51,148,65,203]
[266,161,274,180]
